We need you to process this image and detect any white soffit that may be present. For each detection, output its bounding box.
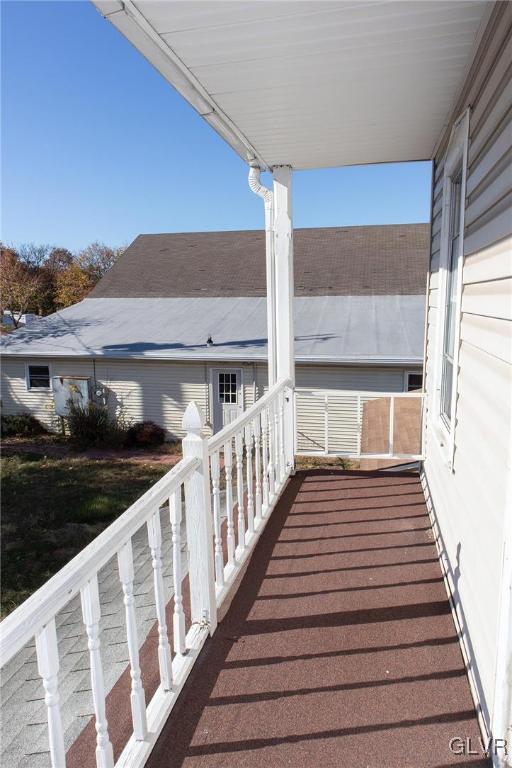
[93,0,492,169]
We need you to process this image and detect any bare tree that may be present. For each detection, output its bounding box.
[16,243,53,269]
[77,242,123,282]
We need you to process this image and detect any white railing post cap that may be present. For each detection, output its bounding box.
[183,401,205,434]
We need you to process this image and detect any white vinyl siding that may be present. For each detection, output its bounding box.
[254,363,420,454]
[2,358,420,446]
[0,358,259,438]
[1,358,94,429]
[423,2,512,736]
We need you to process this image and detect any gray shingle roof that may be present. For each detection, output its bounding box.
[90,224,429,299]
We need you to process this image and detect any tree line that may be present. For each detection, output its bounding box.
[0,242,124,328]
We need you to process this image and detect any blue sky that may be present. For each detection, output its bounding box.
[2,1,432,252]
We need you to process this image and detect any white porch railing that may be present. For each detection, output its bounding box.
[295,388,426,461]
[0,378,294,768]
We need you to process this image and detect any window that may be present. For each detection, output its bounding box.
[406,372,423,392]
[440,168,463,427]
[27,365,50,389]
[435,109,469,460]
[218,372,238,404]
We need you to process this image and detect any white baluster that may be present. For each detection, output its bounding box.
[210,451,224,587]
[169,488,186,656]
[235,430,246,551]
[279,390,286,481]
[35,619,66,768]
[223,440,235,567]
[253,416,263,525]
[274,396,281,484]
[147,510,173,689]
[81,578,114,768]
[117,540,148,737]
[260,409,270,513]
[267,404,276,500]
[244,423,255,534]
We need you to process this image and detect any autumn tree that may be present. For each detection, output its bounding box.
[55,261,95,308]
[0,245,42,327]
[38,247,74,315]
[1,240,122,319]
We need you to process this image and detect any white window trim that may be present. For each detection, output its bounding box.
[403,370,423,393]
[25,362,52,391]
[433,108,470,470]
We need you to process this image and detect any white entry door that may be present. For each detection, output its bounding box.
[212,369,242,433]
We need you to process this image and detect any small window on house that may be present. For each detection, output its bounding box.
[218,372,238,404]
[406,372,423,392]
[440,168,464,428]
[28,365,50,389]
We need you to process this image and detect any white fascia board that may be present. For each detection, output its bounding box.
[92,0,268,169]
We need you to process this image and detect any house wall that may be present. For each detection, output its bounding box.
[0,358,258,438]
[423,2,512,742]
[1,357,420,446]
[294,364,412,454]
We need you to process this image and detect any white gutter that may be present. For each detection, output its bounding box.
[248,165,277,387]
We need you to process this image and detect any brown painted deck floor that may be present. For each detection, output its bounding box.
[147,470,487,768]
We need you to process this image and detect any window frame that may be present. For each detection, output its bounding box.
[26,362,52,391]
[433,109,470,468]
[404,371,423,393]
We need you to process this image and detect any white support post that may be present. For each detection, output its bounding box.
[253,416,263,526]
[117,540,148,737]
[244,423,255,534]
[146,511,173,690]
[267,405,276,500]
[389,396,395,456]
[324,394,329,455]
[273,165,295,472]
[210,451,224,587]
[81,578,114,768]
[35,619,66,768]
[182,402,217,635]
[223,440,235,567]
[260,409,270,513]
[169,488,186,656]
[357,394,362,457]
[235,431,246,551]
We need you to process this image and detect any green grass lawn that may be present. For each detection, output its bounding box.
[1,453,168,617]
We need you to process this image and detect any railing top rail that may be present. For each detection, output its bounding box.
[208,377,293,453]
[0,455,200,667]
[296,388,425,398]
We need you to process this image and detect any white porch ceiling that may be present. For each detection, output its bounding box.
[93,0,492,169]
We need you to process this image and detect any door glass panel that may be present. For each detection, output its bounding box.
[218,373,238,404]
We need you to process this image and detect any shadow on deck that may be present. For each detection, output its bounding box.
[143,469,486,768]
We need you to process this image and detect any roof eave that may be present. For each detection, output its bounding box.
[92,0,269,169]
[0,348,423,366]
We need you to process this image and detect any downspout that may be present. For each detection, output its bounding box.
[248,165,277,387]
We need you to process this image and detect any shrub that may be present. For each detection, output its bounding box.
[1,413,47,437]
[125,420,166,448]
[66,401,126,449]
